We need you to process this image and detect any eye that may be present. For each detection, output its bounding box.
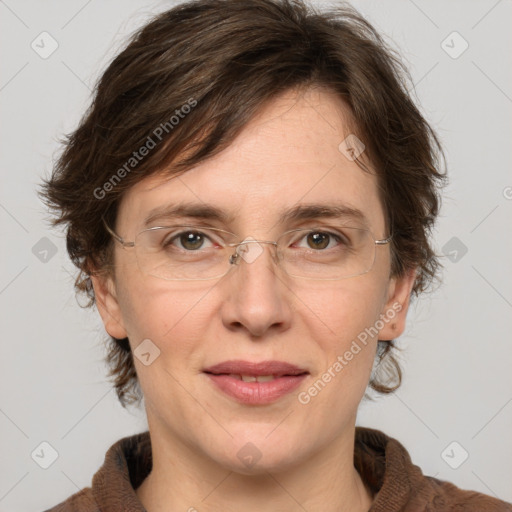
[294,229,350,251]
[163,229,217,251]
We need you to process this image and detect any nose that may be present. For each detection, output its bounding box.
[220,240,292,338]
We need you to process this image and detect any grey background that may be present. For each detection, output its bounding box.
[1,0,511,510]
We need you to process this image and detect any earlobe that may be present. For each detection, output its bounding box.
[90,273,128,340]
[378,269,416,341]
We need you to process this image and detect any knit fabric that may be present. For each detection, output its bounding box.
[44,426,512,511]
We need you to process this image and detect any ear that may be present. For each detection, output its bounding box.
[378,269,416,341]
[90,273,128,339]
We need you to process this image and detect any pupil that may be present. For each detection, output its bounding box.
[181,232,203,250]
[308,232,329,250]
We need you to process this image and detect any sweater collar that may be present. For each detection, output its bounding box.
[91,426,420,511]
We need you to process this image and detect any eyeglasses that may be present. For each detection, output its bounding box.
[103,220,392,281]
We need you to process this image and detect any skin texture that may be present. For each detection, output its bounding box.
[92,86,416,512]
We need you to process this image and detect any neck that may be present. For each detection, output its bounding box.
[136,423,374,512]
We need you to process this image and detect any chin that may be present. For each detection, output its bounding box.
[221,452,303,477]
[211,429,309,476]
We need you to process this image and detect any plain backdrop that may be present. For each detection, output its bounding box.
[1,0,511,510]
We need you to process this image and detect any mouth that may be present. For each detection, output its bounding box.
[203,360,309,405]
[220,374,289,382]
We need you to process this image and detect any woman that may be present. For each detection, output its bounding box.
[41,0,512,510]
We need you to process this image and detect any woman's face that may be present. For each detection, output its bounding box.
[94,87,414,474]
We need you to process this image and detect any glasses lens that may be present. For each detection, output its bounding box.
[134,226,237,281]
[132,225,378,281]
[278,227,377,280]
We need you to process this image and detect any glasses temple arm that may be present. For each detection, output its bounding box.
[375,235,392,245]
[102,218,135,247]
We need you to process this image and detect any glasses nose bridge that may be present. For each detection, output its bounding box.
[228,238,280,267]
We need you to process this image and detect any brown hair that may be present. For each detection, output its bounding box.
[41,0,446,407]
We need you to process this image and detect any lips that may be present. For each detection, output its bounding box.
[204,360,308,377]
[203,360,309,405]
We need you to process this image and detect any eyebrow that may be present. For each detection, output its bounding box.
[143,202,368,228]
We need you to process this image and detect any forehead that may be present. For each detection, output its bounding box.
[117,87,386,235]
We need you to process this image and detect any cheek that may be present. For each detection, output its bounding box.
[294,280,387,388]
[297,279,386,344]
[116,275,213,352]
[115,280,218,408]
[291,285,384,429]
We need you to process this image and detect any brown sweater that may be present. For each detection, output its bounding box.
[44,426,512,511]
